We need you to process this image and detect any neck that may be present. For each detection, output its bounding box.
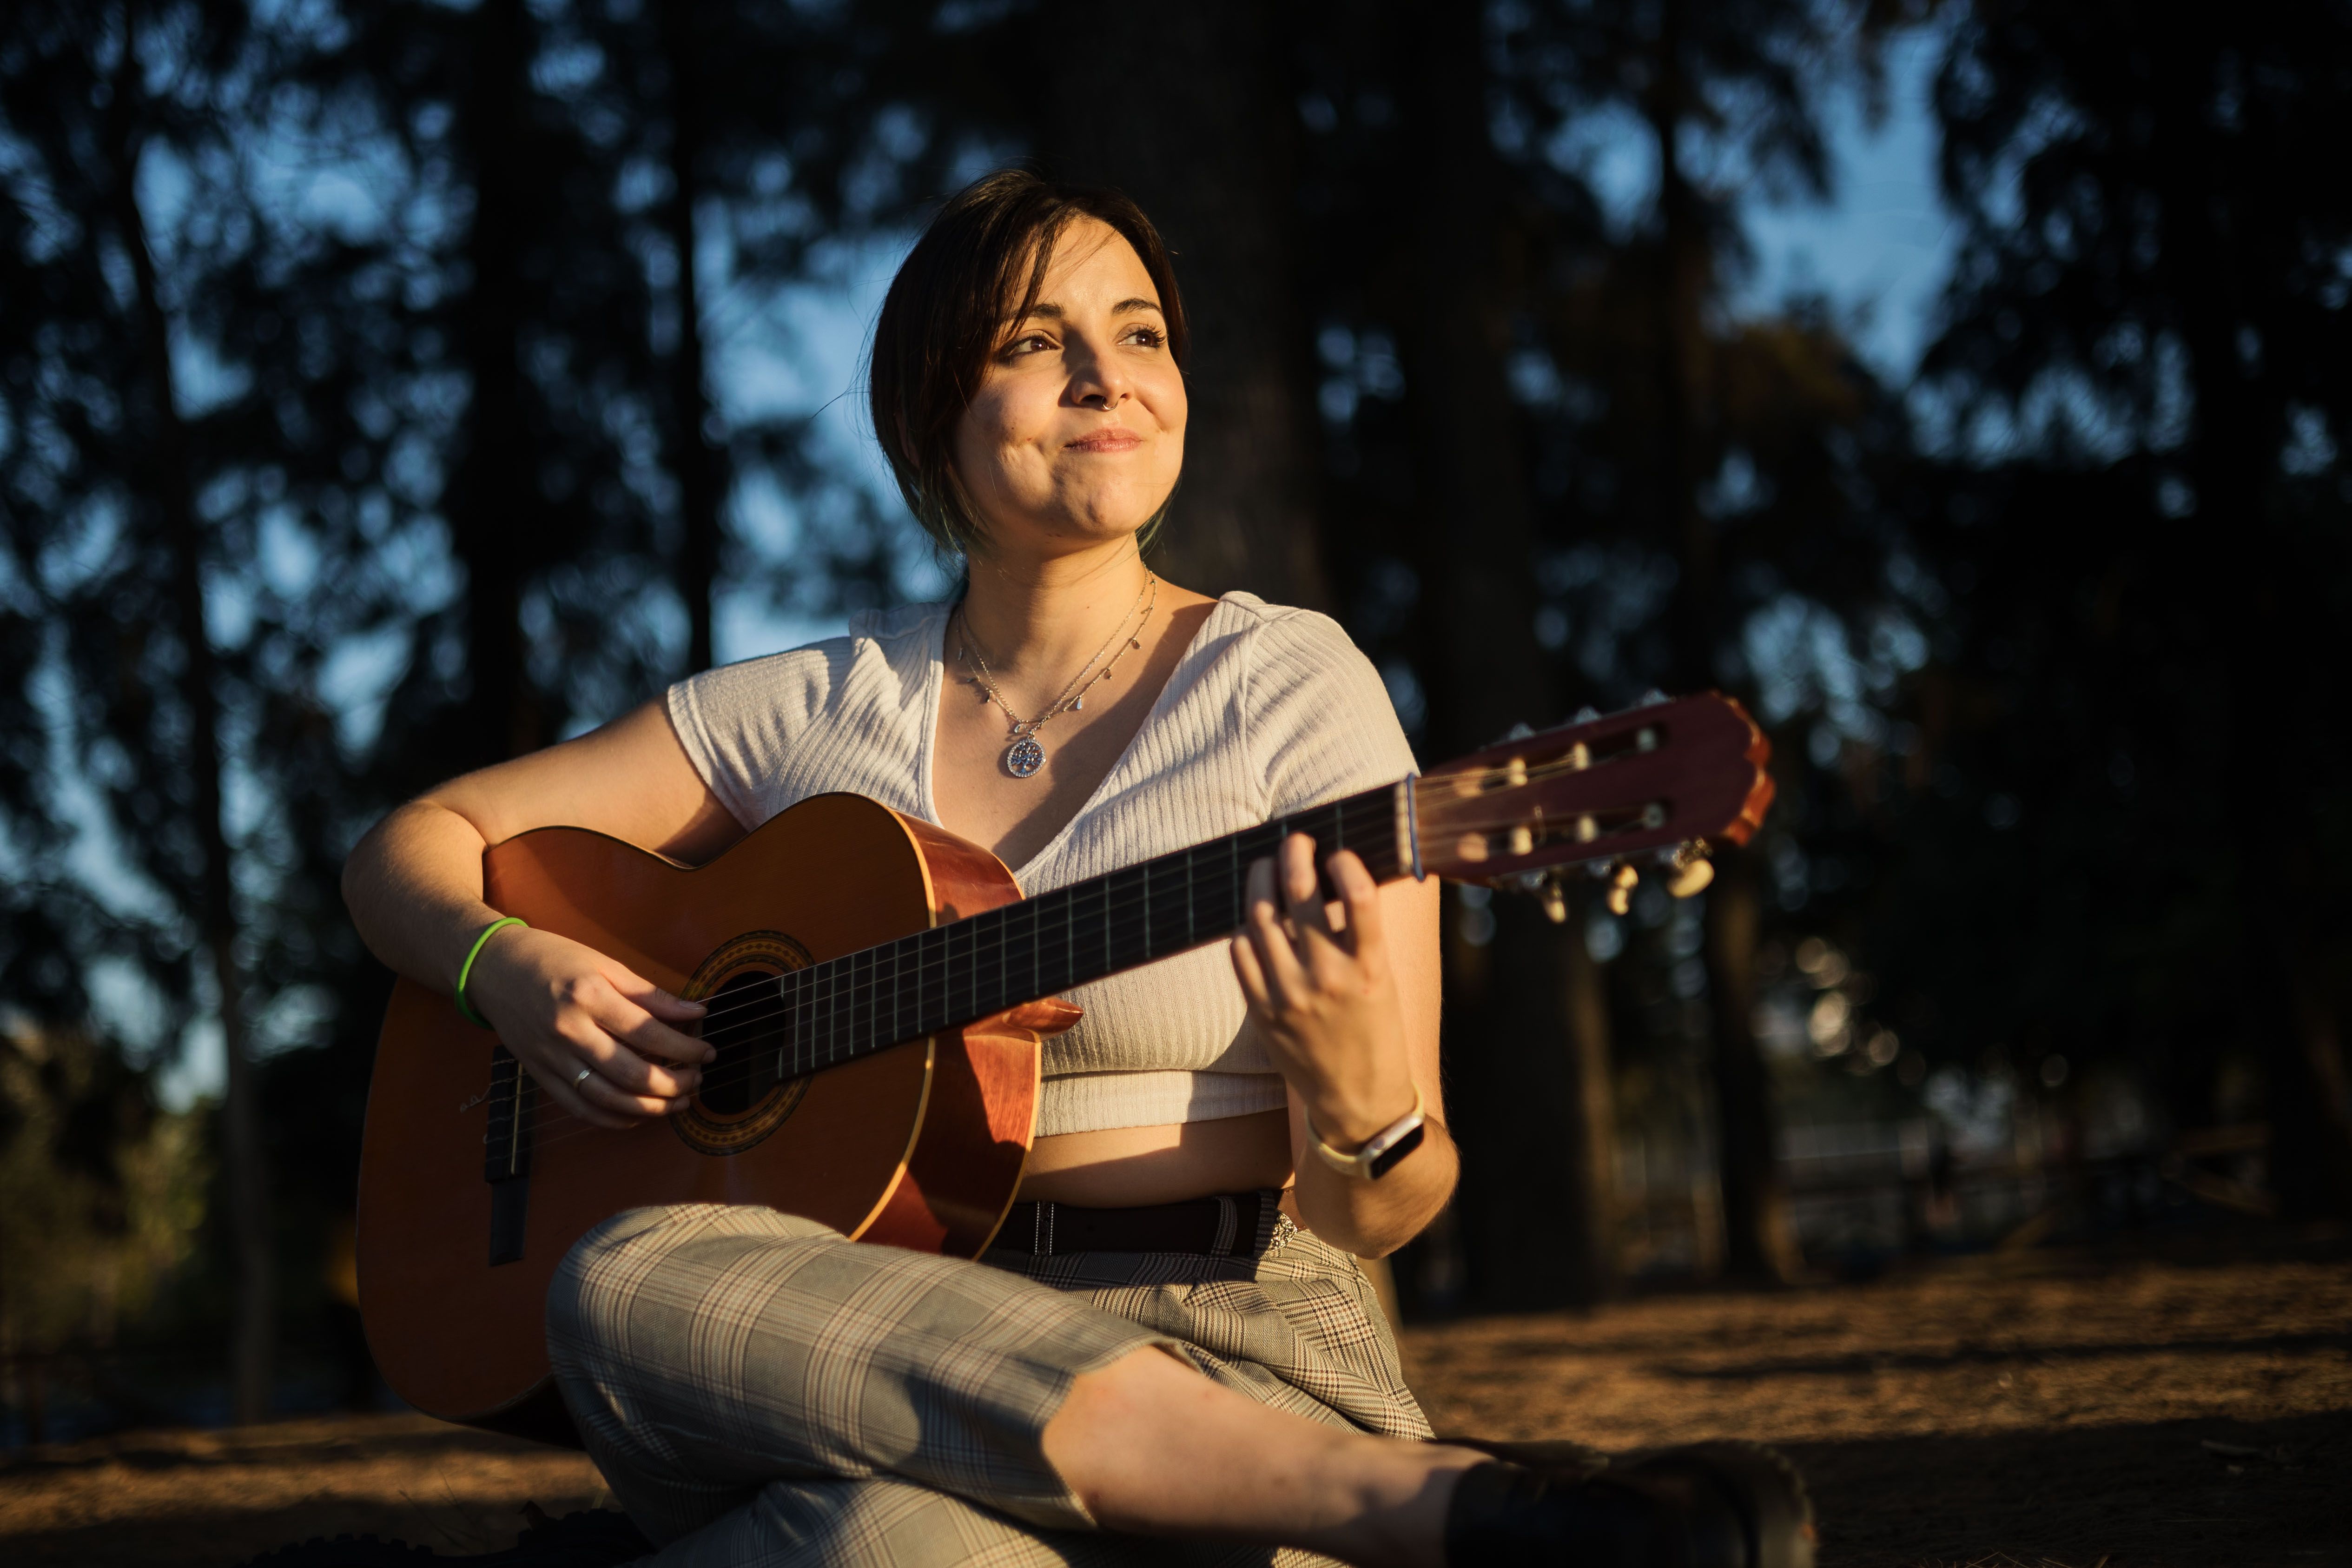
[957,537,1150,686]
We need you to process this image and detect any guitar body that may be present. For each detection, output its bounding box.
[355,793,1068,1439]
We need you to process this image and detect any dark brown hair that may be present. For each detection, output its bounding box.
[869,169,1189,555]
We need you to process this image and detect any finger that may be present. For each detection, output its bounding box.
[1246,858,1313,1004]
[576,1067,683,1121]
[1327,850,1384,959]
[603,964,714,1047]
[581,974,712,1069]
[567,1015,700,1101]
[526,1054,641,1130]
[597,998,711,1087]
[1229,934,1274,1016]
[1279,834,1325,915]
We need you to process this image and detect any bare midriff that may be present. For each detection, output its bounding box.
[1016,1105,1293,1207]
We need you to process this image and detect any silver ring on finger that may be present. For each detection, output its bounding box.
[573,1065,595,1090]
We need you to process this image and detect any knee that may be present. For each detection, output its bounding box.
[547,1203,839,1372]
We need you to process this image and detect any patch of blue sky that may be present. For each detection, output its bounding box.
[1732,28,1957,382]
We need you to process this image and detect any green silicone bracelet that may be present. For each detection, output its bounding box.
[455,916,528,1029]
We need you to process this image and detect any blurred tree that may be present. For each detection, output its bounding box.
[1392,0,1618,1308]
[1913,0,2352,1216]
[1492,0,1909,1282]
[0,1017,209,1442]
[0,0,286,1422]
[1031,1,1331,606]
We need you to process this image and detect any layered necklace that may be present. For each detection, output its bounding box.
[956,573,1158,779]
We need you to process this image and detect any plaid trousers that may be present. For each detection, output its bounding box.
[546,1196,1431,1568]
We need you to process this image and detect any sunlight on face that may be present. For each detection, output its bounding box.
[951,218,1187,558]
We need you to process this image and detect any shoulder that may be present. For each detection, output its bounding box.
[1217,593,1388,701]
[1213,594,1416,810]
[664,602,946,826]
[678,602,945,715]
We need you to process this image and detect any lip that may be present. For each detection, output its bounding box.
[1064,428,1143,453]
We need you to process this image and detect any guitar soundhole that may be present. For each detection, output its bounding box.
[674,930,813,1156]
[699,969,785,1115]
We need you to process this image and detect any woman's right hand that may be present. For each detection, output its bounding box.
[463,924,712,1130]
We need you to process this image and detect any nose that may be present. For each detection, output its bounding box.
[1066,342,1131,412]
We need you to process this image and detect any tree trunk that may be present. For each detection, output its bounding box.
[2146,47,2352,1222]
[661,0,725,674]
[1039,1,1328,606]
[1397,0,1615,1309]
[454,0,539,764]
[1561,887,1621,1297]
[1647,0,1796,1281]
[109,20,274,1424]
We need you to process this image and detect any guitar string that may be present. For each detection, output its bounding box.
[518,809,1389,1130]
[501,737,1719,1149]
[505,792,1689,1151]
[513,787,1677,1149]
[504,802,1400,1148]
[673,736,1673,1036]
[674,795,1396,1033]
[517,814,1683,1163]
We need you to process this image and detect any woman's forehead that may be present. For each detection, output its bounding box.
[1019,220,1159,311]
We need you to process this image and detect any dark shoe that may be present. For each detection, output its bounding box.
[1445,1442,1814,1568]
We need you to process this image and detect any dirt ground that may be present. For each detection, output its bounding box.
[3,1240,2346,1568]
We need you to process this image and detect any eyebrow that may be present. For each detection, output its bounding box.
[1010,298,1165,323]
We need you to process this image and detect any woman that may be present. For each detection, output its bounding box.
[343,172,1806,1568]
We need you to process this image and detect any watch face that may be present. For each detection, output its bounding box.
[1367,1120,1426,1179]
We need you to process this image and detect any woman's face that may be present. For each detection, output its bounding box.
[952,218,1186,560]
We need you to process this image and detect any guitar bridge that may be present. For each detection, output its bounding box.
[482,1046,533,1266]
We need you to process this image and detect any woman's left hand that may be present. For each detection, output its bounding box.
[1229,834,1421,1146]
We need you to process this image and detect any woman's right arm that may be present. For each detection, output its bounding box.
[341,698,746,1130]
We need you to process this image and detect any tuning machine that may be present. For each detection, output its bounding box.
[1656,840,1713,898]
[1501,868,1575,925]
[1586,858,1641,916]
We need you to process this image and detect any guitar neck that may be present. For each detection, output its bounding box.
[773,779,1415,1071]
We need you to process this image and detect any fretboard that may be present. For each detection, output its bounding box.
[761,778,1413,1075]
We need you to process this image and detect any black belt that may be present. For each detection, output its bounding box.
[990,1191,1267,1257]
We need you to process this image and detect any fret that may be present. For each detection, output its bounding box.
[787,967,807,1074]
[1184,845,1196,948]
[886,935,901,1044]
[851,946,870,1052]
[753,780,1402,1072]
[918,925,945,1037]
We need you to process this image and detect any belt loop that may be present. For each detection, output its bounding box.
[1211,1194,1238,1256]
[1043,1200,1056,1257]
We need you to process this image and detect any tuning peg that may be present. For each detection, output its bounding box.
[1605,861,1638,916]
[1571,705,1601,724]
[1538,872,1569,924]
[1660,840,1714,899]
[1489,721,1537,746]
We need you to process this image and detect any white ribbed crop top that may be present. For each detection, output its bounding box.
[665,591,1416,1136]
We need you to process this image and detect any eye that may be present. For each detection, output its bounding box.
[1123,324,1166,349]
[1001,331,1055,358]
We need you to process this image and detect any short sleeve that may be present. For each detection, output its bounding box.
[1244,606,1418,815]
[666,648,836,830]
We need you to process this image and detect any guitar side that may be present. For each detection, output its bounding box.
[354,794,1046,1433]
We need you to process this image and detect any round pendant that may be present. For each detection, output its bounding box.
[1006,735,1046,777]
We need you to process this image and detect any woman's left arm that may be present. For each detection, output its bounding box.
[1231,833,1456,1257]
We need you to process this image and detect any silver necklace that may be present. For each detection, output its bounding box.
[958,575,1157,778]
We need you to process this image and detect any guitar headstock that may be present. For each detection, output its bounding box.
[1416,693,1773,915]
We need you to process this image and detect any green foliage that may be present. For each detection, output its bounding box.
[0,1015,208,1357]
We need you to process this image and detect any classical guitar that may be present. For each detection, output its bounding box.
[357,693,1771,1440]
